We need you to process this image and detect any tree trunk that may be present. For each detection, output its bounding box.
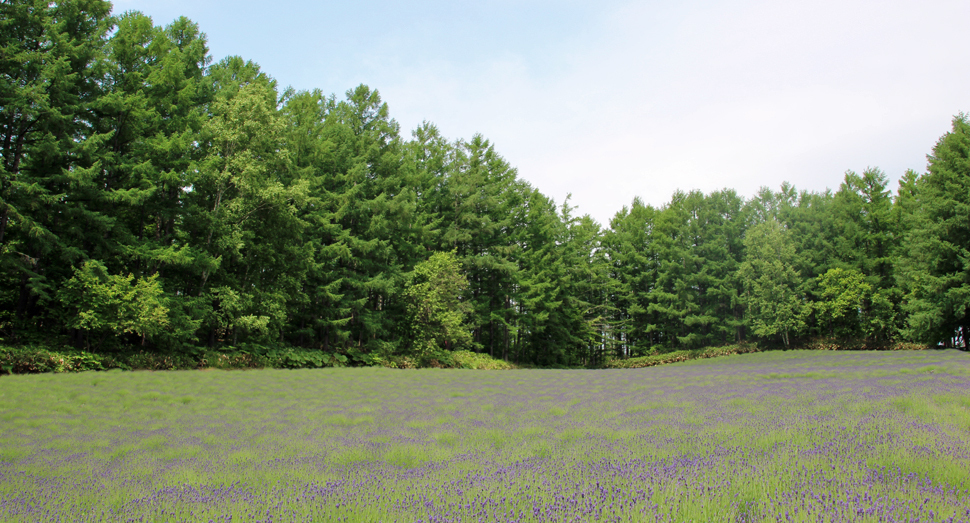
[0,206,8,245]
[489,320,494,358]
[16,272,29,319]
[298,317,306,347]
[503,322,509,362]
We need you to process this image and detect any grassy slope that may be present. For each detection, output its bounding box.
[605,340,934,370]
[1,350,969,521]
[605,343,762,369]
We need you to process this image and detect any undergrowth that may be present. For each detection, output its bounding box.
[0,338,934,375]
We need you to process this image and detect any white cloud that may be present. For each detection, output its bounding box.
[378,0,970,225]
[117,0,970,226]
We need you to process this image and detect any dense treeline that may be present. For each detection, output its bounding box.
[2,1,968,368]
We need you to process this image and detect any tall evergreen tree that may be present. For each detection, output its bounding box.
[602,197,657,356]
[322,85,404,356]
[898,115,970,348]
[827,168,897,341]
[85,12,212,347]
[0,0,113,336]
[442,135,521,356]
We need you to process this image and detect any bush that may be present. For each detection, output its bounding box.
[449,350,517,370]
[1,337,934,376]
[798,338,932,351]
[124,351,198,371]
[607,343,761,369]
[0,345,361,374]
[0,343,518,374]
[262,348,348,369]
[380,355,418,369]
[605,339,934,370]
[0,346,125,374]
[889,341,932,351]
[199,351,269,370]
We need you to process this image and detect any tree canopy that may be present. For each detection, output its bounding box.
[1,1,967,366]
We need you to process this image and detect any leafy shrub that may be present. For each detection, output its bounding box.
[380,355,417,369]
[0,344,367,374]
[607,339,934,370]
[889,341,932,351]
[199,351,268,370]
[449,350,517,370]
[263,348,348,369]
[0,343,522,374]
[799,338,931,351]
[346,348,386,367]
[58,261,169,350]
[124,351,197,371]
[607,343,761,369]
[0,346,125,374]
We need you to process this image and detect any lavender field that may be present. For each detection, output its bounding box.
[1,350,969,522]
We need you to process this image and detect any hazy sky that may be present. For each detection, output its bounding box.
[116,0,970,226]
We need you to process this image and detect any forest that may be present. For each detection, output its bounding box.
[2,0,969,370]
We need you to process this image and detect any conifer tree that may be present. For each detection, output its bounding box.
[442,135,521,356]
[898,115,970,348]
[0,0,113,335]
[828,168,897,341]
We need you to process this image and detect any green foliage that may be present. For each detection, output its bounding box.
[603,190,746,358]
[122,351,199,371]
[0,345,123,373]
[0,344,357,373]
[403,251,473,359]
[825,168,900,342]
[797,338,930,351]
[1,0,967,369]
[448,350,517,370]
[739,219,806,347]
[263,348,348,369]
[58,261,169,348]
[897,114,970,348]
[812,267,871,338]
[606,343,761,369]
[200,351,268,370]
[0,0,114,327]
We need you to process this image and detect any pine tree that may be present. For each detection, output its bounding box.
[898,115,970,348]
[87,12,212,347]
[0,0,113,337]
[441,135,522,357]
[827,168,897,342]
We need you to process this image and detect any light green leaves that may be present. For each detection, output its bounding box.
[59,261,169,346]
[739,219,805,347]
[403,250,473,359]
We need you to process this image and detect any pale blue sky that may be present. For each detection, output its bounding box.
[116,0,970,225]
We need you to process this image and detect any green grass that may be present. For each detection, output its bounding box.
[0,350,968,521]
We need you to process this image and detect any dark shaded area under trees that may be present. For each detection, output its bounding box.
[2,1,968,370]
